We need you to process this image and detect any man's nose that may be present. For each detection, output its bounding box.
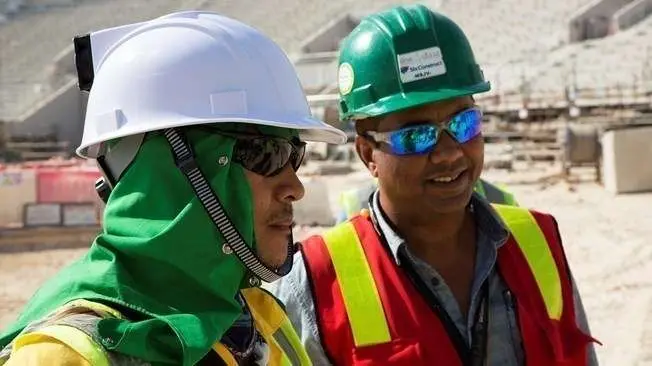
[274,164,305,203]
[428,131,464,165]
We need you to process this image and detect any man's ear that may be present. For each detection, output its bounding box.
[355,135,378,177]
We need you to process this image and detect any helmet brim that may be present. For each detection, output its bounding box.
[345,82,491,121]
[76,116,347,159]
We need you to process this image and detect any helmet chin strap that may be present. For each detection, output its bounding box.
[162,128,295,284]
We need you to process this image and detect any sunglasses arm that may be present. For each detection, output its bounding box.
[364,131,392,146]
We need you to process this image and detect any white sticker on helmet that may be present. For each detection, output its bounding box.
[397,46,446,83]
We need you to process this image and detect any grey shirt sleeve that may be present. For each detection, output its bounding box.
[571,273,599,365]
[264,253,333,366]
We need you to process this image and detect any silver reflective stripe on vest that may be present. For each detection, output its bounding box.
[273,328,301,366]
[0,303,81,362]
[0,344,11,363]
[0,304,149,366]
[57,314,149,366]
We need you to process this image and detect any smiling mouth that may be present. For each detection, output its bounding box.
[427,170,466,184]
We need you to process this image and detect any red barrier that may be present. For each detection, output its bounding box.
[36,169,102,203]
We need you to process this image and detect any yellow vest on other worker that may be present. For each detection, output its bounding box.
[0,288,310,366]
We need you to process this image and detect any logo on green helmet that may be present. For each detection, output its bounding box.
[338,62,355,96]
[397,47,447,84]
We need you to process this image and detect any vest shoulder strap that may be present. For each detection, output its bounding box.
[12,320,109,366]
[492,204,563,320]
[4,301,149,366]
[308,219,391,347]
[212,343,238,366]
[242,287,312,366]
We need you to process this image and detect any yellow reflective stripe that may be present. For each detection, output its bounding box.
[323,222,391,347]
[493,204,563,320]
[213,343,238,366]
[242,288,312,365]
[340,191,360,219]
[241,288,285,335]
[278,318,312,366]
[13,325,109,366]
[280,354,293,366]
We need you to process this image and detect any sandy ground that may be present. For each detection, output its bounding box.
[1,163,651,365]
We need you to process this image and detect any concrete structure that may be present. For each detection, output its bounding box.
[6,79,83,148]
[613,0,652,31]
[602,124,652,193]
[526,15,652,106]
[0,0,651,157]
[569,0,636,41]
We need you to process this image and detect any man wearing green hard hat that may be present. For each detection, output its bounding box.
[270,4,599,365]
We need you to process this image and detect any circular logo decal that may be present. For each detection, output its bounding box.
[338,63,354,95]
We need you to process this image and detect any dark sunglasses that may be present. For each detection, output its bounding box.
[198,128,306,177]
[364,107,483,156]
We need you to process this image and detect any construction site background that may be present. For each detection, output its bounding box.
[2,0,652,364]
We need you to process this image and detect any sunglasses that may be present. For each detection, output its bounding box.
[207,130,306,177]
[364,107,483,156]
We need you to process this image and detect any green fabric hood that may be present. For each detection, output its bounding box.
[0,126,293,365]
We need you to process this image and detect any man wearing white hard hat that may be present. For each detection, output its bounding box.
[0,11,345,365]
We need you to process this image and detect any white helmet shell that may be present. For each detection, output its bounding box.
[77,11,346,158]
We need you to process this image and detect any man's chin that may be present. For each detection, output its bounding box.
[257,244,292,269]
[426,189,474,214]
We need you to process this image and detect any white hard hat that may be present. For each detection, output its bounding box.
[76,11,346,158]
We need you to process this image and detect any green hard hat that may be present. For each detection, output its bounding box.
[337,4,490,120]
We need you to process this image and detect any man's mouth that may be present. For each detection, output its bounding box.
[268,217,294,231]
[427,169,466,184]
[269,221,293,228]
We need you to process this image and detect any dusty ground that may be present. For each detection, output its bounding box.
[1,163,651,365]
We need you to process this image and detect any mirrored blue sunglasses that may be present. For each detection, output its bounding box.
[365,107,483,156]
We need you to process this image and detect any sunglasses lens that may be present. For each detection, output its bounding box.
[449,108,483,144]
[389,125,437,155]
[292,143,306,171]
[234,137,304,177]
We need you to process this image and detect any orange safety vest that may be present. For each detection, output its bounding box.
[301,205,595,365]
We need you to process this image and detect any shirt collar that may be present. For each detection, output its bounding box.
[369,189,510,265]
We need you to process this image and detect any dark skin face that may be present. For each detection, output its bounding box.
[245,164,305,268]
[212,125,305,269]
[355,96,482,316]
[355,96,483,222]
